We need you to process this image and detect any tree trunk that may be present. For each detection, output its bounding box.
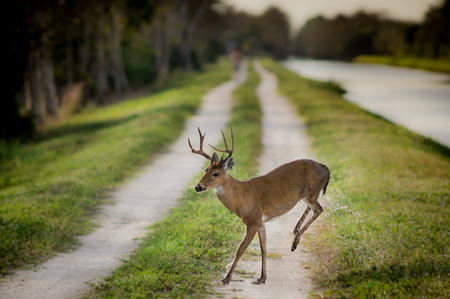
[67,32,74,87]
[160,11,173,82]
[96,7,107,104]
[110,7,130,95]
[23,74,32,112]
[28,47,45,123]
[180,0,210,72]
[179,0,193,71]
[43,31,58,116]
[156,9,175,84]
[154,16,163,71]
[81,13,92,74]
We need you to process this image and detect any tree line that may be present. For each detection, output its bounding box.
[5,0,448,141]
[4,0,290,140]
[293,0,450,60]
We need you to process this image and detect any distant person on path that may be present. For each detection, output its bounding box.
[230,47,243,80]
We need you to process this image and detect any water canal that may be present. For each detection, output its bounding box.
[284,59,450,148]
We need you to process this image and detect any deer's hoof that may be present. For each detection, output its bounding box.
[221,277,231,285]
[252,277,266,285]
[291,234,301,252]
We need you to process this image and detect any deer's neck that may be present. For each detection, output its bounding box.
[214,174,247,217]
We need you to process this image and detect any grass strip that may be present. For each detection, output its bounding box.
[0,59,231,274]
[354,55,450,74]
[262,58,450,298]
[84,61,262,298]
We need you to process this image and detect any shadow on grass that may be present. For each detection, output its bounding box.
[337,259,450,290]
[420,136,450,158]
[36,114,140,142]
[307,79,347,95]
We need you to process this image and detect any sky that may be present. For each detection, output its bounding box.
[223,0,442,30]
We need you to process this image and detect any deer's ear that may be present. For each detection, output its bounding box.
[211,152,219,164]
[224,157,235,172]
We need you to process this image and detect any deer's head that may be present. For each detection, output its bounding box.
[188,127,235,192]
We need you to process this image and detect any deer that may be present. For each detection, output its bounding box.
[188,127,330,285]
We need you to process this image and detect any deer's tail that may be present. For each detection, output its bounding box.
[321,164,331,196]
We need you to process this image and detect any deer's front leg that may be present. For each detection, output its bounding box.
[222,225,258,285]
[253,225,267,284]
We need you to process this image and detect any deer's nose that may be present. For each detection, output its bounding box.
[194,184,204,192]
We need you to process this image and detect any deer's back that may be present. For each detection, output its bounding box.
[257,159,328,184]
[246,159,329,210]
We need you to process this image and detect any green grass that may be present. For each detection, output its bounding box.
[262,58,450,298]
[0,59,232,275]
[354,55,450,74]
[84,61,262,298]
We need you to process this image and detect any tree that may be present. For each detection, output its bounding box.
[374,21,409,55]
[416,0,450,58]
[259,7,290,59]
[96,4,108,104]
[109,5,131,95]
[294,1,450,61]
[3,0,33,139]
[294,12,381,59]
[180,0,212,71]
[4,0,302,140]
[153,4,177,84]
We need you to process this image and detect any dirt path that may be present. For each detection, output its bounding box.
[0,66,247,299]
[211,61,323,298]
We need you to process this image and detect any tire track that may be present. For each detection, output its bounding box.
[212,61,323,298]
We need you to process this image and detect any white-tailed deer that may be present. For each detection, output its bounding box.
[188,127,330,285]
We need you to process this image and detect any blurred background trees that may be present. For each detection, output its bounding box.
[4,0,449,140]
[293,0,450,60]
[5,0,291,140]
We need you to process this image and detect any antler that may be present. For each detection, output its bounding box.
[209,126,234,167]
[188,127,212,160]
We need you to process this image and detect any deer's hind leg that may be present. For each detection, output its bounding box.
[293,206,311,234]
[291,194,323,252]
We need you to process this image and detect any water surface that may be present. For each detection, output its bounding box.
[284,59,450,148]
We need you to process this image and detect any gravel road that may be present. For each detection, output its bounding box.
[211,61,323,298]
[0,65,247,299]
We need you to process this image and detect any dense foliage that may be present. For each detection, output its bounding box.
[5,1,290,139]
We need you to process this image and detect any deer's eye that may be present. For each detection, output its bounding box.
[213,173,220,177]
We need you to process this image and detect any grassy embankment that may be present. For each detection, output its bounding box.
[85,62,262,298]
[354,55,450,73]
[0,60,232,275]
[263,58,450,298]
